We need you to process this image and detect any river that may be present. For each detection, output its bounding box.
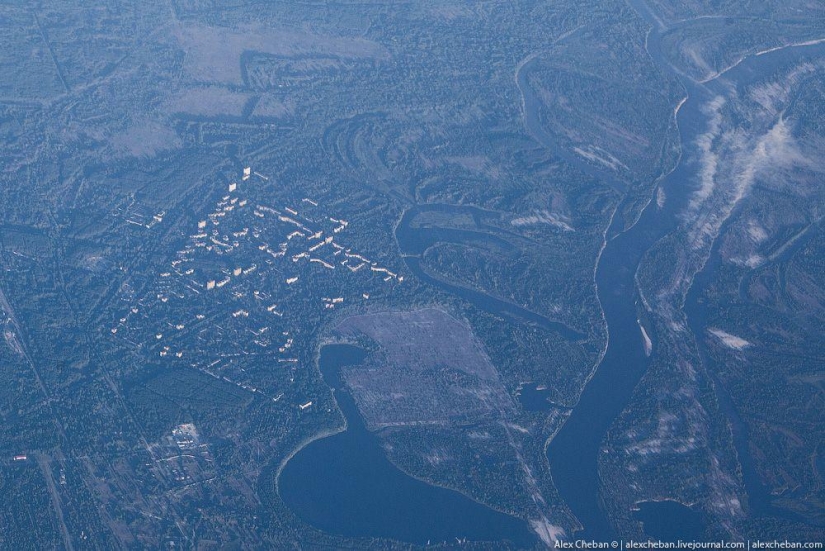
[278,12,825,547]
[545,13,825,540]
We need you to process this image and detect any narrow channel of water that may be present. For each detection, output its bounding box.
[396,204,587,341]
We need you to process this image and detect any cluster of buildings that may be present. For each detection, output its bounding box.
[109,167,403,410]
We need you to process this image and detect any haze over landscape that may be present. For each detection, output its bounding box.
[0,0,824,549]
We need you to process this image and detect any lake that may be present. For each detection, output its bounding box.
[278,344,536,548]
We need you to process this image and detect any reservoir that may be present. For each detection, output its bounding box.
[278,344,536,548]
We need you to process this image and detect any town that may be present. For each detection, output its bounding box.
[109,167,403,409]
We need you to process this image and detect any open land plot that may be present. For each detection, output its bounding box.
[335,308,515,428]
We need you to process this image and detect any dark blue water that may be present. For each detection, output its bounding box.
[683,191,807,527]
[632,501,706,542]
[546,29,825,541]
[278,344,536,548]
[396,204,586,341]
[278,30,825,548]
[517,383,554,412]
[546,197,671,540]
